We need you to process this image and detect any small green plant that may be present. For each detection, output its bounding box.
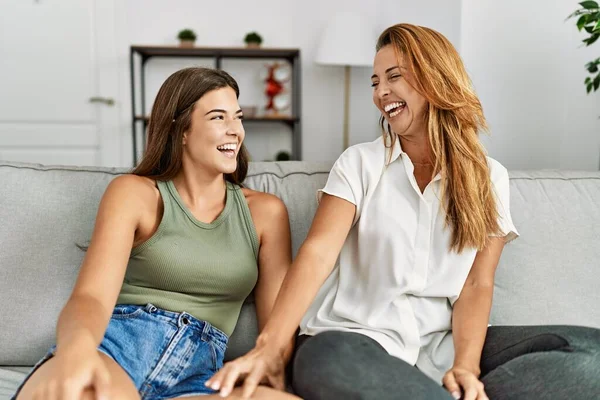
[275,151,291,161]
[177,29,197,41]
[244,32,263,46]
[568,1,600,93]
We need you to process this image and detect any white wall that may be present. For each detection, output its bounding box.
[4,0,597,169]
[113,0,462,165]
[461,0,600,170]
[378,0,462,51]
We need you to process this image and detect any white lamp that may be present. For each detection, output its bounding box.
[315,12,378,150]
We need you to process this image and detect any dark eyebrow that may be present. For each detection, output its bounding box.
[205,108,243,116]
[371,66,400,80]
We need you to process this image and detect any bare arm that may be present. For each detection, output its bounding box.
[452,237,505,373]
[207,193,356,397]
[443,237,505,400]
[256,194,355,351]
[250,194,294,360]
[55,175,144,354]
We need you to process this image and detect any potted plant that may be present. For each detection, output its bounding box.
[244,32,263,48]
[567,1,600,93]
[177,29,197,48]
[275,151,291,161]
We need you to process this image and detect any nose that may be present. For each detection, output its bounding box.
[226,119,243,138]
[375,81,391,99]
[226,128,239,138]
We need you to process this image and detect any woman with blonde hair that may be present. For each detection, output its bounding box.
[208,24,600,399]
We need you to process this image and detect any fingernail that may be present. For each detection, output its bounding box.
[452,392,461,399]
[212,382,220,390]
[220,389,230,398]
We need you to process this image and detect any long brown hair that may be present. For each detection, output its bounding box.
[376,24,500,252]
[132,67,249,185]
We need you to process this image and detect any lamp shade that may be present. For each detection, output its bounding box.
[315,11,378,67]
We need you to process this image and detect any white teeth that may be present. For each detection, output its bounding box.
[389,108,402,118]
[217,143,237,151]
[384,101,406,113]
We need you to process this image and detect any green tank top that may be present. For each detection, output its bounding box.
[117,180,259,336]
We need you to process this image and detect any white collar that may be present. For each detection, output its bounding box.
[382,134,404,165]
[382,134,442,183]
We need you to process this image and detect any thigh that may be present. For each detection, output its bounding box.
[17,351,139,400]
[193,386,300,399]
[481,325,600,400]
[481,325,600,377]
[292,331,452,400]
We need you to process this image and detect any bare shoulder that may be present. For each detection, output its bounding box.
[108,173,155,190]
[106,174,155,193]
[241,187,288,218]
[102,174,159,209]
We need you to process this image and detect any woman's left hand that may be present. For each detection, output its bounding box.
[442,367,489,400]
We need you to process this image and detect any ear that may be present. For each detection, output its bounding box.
[182,131,188,146]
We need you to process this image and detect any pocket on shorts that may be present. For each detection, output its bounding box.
[111,304,144,319]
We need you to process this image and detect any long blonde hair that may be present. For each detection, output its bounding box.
[377,24,500,253]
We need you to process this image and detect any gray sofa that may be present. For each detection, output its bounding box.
[1,160,600,399]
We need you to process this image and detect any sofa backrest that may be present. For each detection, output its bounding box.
[489,170,600,328]
[1,161,599,366]
[0,161,330,365]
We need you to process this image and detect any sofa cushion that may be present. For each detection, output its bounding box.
[0,367,29,400]
[0,161,330,366]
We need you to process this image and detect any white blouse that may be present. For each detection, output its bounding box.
[299,136,518,384]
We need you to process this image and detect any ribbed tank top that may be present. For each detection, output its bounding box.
[117,180,259,336]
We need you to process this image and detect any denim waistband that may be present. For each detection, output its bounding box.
[129,303,228,348]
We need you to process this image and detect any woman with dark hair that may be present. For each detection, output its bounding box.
[208,24,600,400]
[14,67,298,400]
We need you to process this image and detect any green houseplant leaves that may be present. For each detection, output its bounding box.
[568,1,600,93]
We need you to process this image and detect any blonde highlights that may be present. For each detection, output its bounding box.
[377,24,500,252]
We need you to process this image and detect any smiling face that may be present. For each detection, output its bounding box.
[371,45,428,138]
[182,87,245,175]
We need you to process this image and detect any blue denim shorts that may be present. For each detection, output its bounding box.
[13,303,228,399]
